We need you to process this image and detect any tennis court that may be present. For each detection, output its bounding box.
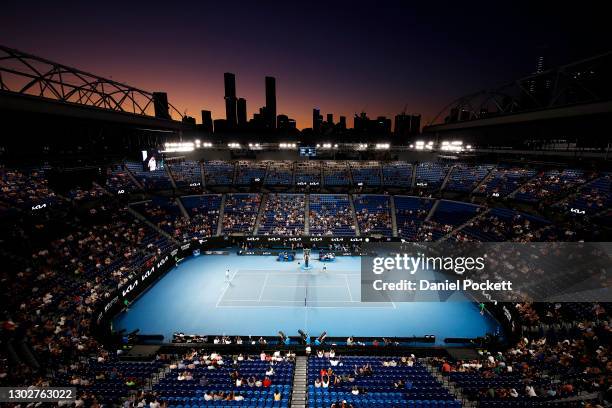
[113,251,500,343]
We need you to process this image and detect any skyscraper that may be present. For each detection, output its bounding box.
[224,72,237,128]
[237,98,247,127]
[313,108,323,132]
[338,116,347,130]
[265,76,276,129]
[201,110,213,133]
[326,113,334,125]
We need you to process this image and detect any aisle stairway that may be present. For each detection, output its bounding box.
[290,356,308,408]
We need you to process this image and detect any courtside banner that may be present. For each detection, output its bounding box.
[360,242,611,303]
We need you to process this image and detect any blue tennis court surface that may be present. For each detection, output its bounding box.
[113,252,500,344]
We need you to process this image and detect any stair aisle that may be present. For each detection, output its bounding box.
[290,356,308,408]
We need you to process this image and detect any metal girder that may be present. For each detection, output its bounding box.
[0,45,185,121]
[428,51,612,126]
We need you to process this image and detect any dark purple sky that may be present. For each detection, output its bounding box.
[1,1,609,129]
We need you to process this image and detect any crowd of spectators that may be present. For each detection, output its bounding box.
[309,194,356,236]
[222,193,262,234]
[258,193,305,236]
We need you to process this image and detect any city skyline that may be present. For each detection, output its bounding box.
[1,1,609,130]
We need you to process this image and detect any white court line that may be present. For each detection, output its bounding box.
[257,273,270,301]
[215,269,238,308]
[216,304,395,309]
[344,274,354,302]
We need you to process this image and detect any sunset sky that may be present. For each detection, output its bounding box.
[1,1,609,129]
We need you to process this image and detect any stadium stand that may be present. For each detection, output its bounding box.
[204,160,235,185]
[474,167,537,198]
[180,194,222,239]
[514,169,589,203]
[415,162,450,190]
[222,193,262,234]
[0,166,64,211]
[309,194,356,236]
[556,173,611,216]
[455,207,550,242]
[167,160,203,191]
[105,164,140,195]
[350,161,382,186]
[236,160,269,185]
[265,161,294,186]
[258,193,305,236]
[445,164,494,193]
[308,355,457,408]
[125,161,173,191]
[353,194,393,236]
[394,196,435,241]
[382,161,413,188]
[323,161,351,187]
[295,162,322,186]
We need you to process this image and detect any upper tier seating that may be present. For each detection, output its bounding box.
[168,160,203,191]
[236,161,268,185]
[445,164,494,192]
[105,164,139,194]
[324,161,351,186]
[204,160,235,185]
[309,194,356,236]
[258,193,305,236]
[125,161,173,190]
[350,161,382,186]
[415,163,450,190]
[295,162,322,186]
[265,161,294,186]
[353,194,393,236]
[382,161,413,187]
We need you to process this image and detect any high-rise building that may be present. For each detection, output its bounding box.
[201,110,213,133]
[338,116,347,130]
[326,113,334,125]
[277,114,296,130]
[237,98,247,127]
[265,76,276,129]
[394,114,410,137]
[224,73,237,128]
[409,114,421,135]
[313,108,323,132]
[376,116,392,134]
